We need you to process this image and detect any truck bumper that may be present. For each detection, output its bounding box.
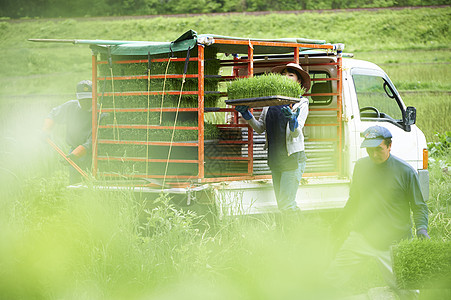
[214,177,350,216]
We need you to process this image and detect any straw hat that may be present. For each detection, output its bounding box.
[271,63,311,91]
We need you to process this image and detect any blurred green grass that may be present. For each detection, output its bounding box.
[1,169,448,299]
[0,7,450,95]
[401,92,451,142]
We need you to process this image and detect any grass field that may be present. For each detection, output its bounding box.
[0,6,450,300]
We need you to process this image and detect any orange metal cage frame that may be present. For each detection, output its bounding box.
[91,39,343,187]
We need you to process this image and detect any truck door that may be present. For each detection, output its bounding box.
[350,67,422,169]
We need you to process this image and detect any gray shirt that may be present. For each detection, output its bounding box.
[47,100,92,151]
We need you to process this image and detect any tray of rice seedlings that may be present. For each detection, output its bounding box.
[392,239,451,289]
[226,73,304,107]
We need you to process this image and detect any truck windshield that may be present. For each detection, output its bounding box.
[353,74,402,121]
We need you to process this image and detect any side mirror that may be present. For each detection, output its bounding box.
[405,106,416,126]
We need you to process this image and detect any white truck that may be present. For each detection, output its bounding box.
[31,31,429,215]
[224,49,429,214]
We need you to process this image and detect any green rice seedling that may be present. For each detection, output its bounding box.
[99,160,198,176]
[98,80,220,109]
[98,123,219,144]
[98,144,147,158]
[392,239,451,289]
[97,122,221,175]
[227,73,304,100]
[98,112,145,125]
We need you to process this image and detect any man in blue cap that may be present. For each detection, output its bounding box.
[326,125,429,299]
[42,80,94,184]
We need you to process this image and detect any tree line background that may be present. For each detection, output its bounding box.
[0,0,448,19]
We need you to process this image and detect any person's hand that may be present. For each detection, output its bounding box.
[68,145,87,160]
[235,105,249,114]
[416,228,430,239]
[281,106,300,131]
[234,105,253,120]
[281,106,300,120]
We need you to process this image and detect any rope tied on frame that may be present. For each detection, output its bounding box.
[107,47,120,141]
[161,46,193,191]
[159,56,173,125]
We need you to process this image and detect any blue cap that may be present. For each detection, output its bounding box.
[360,126,392,148]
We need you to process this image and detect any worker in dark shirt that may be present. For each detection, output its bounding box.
[326,125,429,299]
[42,80,94,184]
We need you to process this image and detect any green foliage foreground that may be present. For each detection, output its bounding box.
[0,175,333,299]
[1,156,450,299]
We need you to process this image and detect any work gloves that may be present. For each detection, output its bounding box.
[281,106,300,132]
[235,105,301,131]
[68,145,87,160]
[235,105,253,120]
[416,228,430,239]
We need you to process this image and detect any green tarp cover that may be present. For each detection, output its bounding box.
[89,29,198,56]
[89,29,329,56]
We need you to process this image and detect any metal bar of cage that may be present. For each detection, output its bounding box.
[98,140,198,146]
[98,74,199,80]
[197,44,205,180]
[98,125,198,130]
[337,53,343,174]
[92,54,99,177]
[247,42,254,175]
[96,57,199,64]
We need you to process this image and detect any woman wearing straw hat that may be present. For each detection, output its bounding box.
[235,63,310,212]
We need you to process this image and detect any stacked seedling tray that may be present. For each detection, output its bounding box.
[95,48,233,183]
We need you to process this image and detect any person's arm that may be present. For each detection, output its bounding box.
[290,99,309,138]
[247,107,267,134]
[235,106,267,134]
[42,102,69,139]
[281,99,309,137]
[409,172,430,238]
[47,101,71,124]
